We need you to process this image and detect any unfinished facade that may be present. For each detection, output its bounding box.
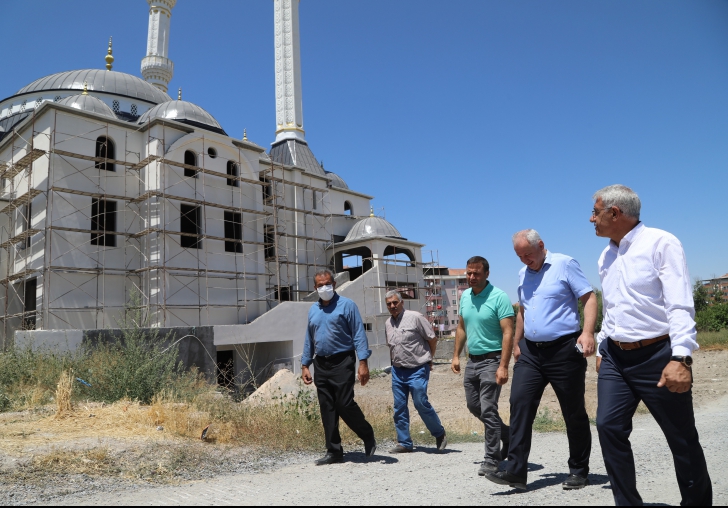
[0,0,431,373]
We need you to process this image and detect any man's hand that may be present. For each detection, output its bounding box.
[451,356,461,374]
[596,357,601,373]
[657,361,692,393]
[577,332,596,357]
[429,361,434,372]
[301,365,313,385]
[358,360,370,387]
[513,342,521,362]
[496,366,508,385]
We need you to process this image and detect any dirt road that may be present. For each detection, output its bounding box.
[54,391,727,506]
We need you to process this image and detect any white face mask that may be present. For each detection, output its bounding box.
[317,284,335,301]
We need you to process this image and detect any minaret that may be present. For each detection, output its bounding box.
[141,0,177,93]
[274,0,305,142]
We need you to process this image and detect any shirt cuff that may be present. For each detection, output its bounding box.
[671,345,694,357]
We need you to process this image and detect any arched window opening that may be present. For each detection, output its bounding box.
[184,150,197,178]
[344,201,353,215]
[335,246,373,282]
[383,245,416,268]
[95,136,115,171]
[226,161,239,187]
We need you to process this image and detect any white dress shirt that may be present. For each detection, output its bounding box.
[596,223,698,357]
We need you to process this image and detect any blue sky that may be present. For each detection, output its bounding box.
[2,0,727,301]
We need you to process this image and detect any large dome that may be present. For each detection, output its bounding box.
[138,100,223,132]
[57,94,116,119]
[15,70,171,104]
[344,215,403,242]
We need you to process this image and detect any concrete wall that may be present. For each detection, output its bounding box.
[15,326,217,378]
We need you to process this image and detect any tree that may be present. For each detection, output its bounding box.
[693,279,710,314]
[710,283,725,305]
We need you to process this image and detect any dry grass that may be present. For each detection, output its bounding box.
[698,330,728,351]
[54,371,74,418]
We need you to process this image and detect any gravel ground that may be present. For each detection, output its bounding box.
[42,394,727,506]
[2,349,726,506]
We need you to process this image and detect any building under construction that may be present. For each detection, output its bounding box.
[0,0,433,374]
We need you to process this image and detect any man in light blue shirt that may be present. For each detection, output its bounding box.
[486,229,597,492]
[301,269,376,466]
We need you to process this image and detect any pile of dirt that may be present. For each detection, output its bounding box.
[245,369,314,406]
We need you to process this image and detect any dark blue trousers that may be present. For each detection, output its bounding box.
[597,338,712,506]
[506,336,591,480]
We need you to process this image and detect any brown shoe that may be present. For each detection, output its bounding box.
[389,444,413,454]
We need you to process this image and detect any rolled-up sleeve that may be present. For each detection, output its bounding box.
[349,302,372,361]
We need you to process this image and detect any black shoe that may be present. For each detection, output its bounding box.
[436,431,448,451]
[314,452,343,466]
[364,437,377,457]
[484,470,527,491]
[478,462,499,476]
[562,474,589,490]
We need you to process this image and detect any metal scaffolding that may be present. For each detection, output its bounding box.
[0,108,350,343]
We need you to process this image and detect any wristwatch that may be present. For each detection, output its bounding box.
[671,355,693,368]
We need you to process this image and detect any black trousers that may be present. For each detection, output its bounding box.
[313,351,374,455]
[597,338,712,506]
[506,335,591,480]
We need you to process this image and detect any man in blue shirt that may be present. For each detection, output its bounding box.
[486,229,597,492]
[301,269,377,465]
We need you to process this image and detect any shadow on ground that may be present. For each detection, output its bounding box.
[345,453,399,465]
[490,472,610,495]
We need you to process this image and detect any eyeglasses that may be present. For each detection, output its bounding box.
[386,301,400,307]
[591,208,609,217]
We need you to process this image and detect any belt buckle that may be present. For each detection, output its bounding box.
[618,341,625,350]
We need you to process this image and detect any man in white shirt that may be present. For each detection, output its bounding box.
[591,185,712,506]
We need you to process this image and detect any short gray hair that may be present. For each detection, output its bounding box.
[314,268,335,283]
[385,290,402,302]
[512,229,542,248]
[593,184,641,220]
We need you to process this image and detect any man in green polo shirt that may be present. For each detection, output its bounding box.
[451,256,514,476]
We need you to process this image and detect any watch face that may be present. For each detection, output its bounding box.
[685,356,693,367]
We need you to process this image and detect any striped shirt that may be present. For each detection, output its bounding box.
[596,223,698,357]
[385,309,436,369]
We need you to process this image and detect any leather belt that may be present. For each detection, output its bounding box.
[610,334,669,351]
[469,351,502,362]
[526,330,581,349]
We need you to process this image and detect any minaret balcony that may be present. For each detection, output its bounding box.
[142,56,174,75]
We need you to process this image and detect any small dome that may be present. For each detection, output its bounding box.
[138,100,223,131]
[15,70,171,104]
[326,171,349,190]
[344,215,403,242]
[57,94,116,119]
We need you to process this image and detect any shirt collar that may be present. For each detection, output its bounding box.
[471,282,492,298]
[318,292,339,308]
[610,222,644,250]
[390,309,405,324]
[527,250,552,274]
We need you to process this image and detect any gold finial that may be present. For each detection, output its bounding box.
[82,82,89,95]
[105,37,114,71]
[178,87,182,100]
[243,128,248,141]
[370,207,375,217]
